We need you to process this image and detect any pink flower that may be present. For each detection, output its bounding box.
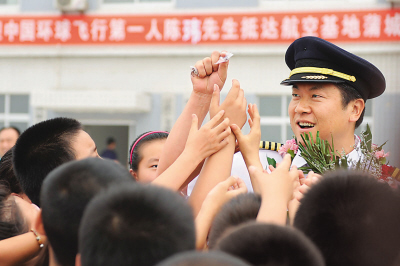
[278,139,299,156]
[375,149,389,159]
[371,144,378,151]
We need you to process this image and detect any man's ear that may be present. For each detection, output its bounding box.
[129,169,139,181]
[34,210,46,236]
[349,98,365,122]
[75,254,82,266]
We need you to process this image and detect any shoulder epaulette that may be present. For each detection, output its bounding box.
[259,141,282,151]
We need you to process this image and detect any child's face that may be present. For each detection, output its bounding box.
[135,138,167,183]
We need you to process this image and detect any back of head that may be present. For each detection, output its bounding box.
[0,184,27,241]
[294,170,400,266]
[79,183,195,266]
[208,193,261,249]
[0,147,22,194]
[156,251,251,266]
[13,117,82,206]
[216,222,325,266]
[41,158,133,266]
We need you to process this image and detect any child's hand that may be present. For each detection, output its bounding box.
[191,51,228,96]
[202,176,248,213]
[296,171,323,201]
[249,154,300,204]
[184,110,231,161]
[230,103,261,163]
[210,80,247,129]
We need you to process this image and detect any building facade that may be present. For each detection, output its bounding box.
[0,0,399,166]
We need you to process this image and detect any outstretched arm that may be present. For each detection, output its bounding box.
[250,154,300,225]
[189,80,247,216]
[231,103,263,193]
[195,176,247,250]
[155,52,229,184]
[152,111,231,191]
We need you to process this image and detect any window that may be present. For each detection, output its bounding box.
[258,95,373,143]
[0,0,18,4]
[0,94,30,133]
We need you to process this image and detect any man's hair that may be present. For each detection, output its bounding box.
[13,117,82,206]
[294,170,400,266]
[0,184,28,241]
[79,183,195,266]
[208,193,261,249]
[155,251,251,266]
[0,147,22,194]
[0,126,21,136]
[336,83,365,128]
[216,222,325,266]
[40,158,133,266]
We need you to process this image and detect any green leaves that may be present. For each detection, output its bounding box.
[267,157,276,168]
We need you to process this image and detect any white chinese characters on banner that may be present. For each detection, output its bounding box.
[281,16,300,39]
[363,13,381,38]
[73,20,90,41]
[164,18,181,41]
[221,17,239,40]
[91,19,108,41]
[109,18,126,41]
[342,14,361,39]
[202,17,219,41]
[20,20,35,42]
[182,18,202,44]
[241,17,259,40]
[145,19,162,41]
[320,15,339,39]
[37,20,53,42]
[384,13,400,37]
[261,17,279,39]
[301,15,319,37]
[54,19,72,42]
[4,20,19,42]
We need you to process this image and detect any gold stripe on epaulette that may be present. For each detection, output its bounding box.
[259,141,282,151]
[392,168,400,181]
[289,67,356,82]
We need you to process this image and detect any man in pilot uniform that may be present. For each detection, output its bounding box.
[231,36,387,192]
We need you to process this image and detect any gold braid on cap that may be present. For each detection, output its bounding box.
[289,67,356,82]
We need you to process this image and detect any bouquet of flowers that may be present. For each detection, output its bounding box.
[269,125,398,187]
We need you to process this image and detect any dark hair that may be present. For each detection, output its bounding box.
[13,117,82,206]
[294,170,400,266]
[208,193,261,249]
[155,251,251,266]
[335,83,365,129]
[40,158,134,266]
[0,126,21,136]
[0,147,22,194]
[79,183,195,266]
[129,131,168,171]
[216,222,325,266]
[0,184,28,241]
[106,137,115,145]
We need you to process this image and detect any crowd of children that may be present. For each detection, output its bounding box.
[0,37,399,266]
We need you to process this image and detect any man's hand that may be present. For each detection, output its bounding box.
[210,80,247,129]
[191,51,229,96]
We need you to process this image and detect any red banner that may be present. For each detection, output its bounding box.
[0,9,399,45]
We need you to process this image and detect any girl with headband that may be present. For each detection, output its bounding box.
[129,131,169,183]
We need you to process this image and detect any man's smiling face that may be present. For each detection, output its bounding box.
[288,82,355,147]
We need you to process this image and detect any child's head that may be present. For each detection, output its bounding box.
[0,184,39,241]
[78,183,195,266]
[155,251,251,266]
[208,193,261,249]
[128,131,168,182]
[216,221,325,266]
[294,170,400,266]
[13,117,99,206]
[40,158,133,266]
[0,147,23,195]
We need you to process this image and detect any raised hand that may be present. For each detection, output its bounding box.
[185,110,231,160]
[191,51,229,96]
[210,80,247,129]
